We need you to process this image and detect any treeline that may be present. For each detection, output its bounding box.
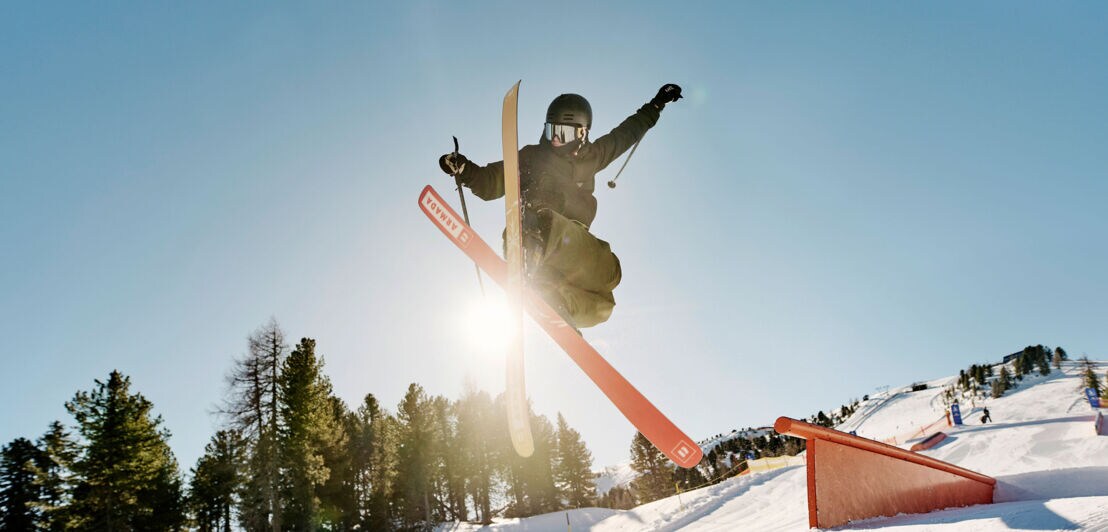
[615,422,809,510]
[607,429,802,510]
[809,398,861,429]
[941,344,1068,405]
[0,371,185,530]
[0,320,599,530]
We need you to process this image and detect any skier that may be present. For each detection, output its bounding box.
[981,407,991,424]
[439,84,684,328]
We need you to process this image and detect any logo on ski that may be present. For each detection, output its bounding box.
[420,188,471,246]
[673,441,696,463]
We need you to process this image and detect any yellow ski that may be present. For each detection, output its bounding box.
[502,80,533,457]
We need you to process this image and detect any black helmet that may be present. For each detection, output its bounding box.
[546,94,592,128]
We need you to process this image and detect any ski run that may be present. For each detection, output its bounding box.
[434,360,1108,531]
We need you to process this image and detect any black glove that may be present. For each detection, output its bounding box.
[650,83,683,109]
[438,152,470,176]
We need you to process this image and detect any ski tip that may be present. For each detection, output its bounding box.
[670,439,704,469]
[512,440,534,458]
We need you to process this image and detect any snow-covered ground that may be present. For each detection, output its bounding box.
[439,361,1108,530]
[595,461,636,497]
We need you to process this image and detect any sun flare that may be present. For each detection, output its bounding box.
[461,294,518,355]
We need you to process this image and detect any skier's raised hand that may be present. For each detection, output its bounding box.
[438,152,470,176]
[650,83,683,109]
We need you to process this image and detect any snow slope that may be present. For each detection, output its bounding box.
[439,361,1108,531]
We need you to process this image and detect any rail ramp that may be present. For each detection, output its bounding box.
[775,416,995,528]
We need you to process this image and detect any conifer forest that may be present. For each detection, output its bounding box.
[0,319,804,531]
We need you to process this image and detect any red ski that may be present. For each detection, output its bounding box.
[419,184,703,468]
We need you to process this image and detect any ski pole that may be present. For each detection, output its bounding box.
[606,137,642,189]
[453,136,485,296]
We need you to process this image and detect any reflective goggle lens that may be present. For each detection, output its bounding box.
[545,123,586,143]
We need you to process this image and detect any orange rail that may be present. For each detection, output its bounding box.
[880,412,952,446]
[909,432,948,451]
[775,416,994,528]
[776,417,994,485]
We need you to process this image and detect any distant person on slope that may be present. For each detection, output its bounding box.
[981,407,991,424]
[439,84,683,328]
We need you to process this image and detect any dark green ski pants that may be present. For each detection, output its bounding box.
[527,209,622,328]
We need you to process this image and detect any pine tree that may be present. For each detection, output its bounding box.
[347,392,396,529]
[1,437,45,530]
[395,383,434,527]
[189,430,244,532]
[223,318,287,532]
[318,396,355,530]
[1078,357,1101,395]
[598,485,636,510]
[704,448,720,479]
[973,364,986,386]
[454,388,496,525]
[783,435,807,456]
[32,421,76,531]
[350,393,398,530]
[672,457,708,491]
[428,395,466,521]
[991,366,1013,398]
[1036,351,1051,376]
[277,337,344,530]
[629,432,672,504]
[553,413,595,509]
[238,436,276,532]
[1082,367,1101,395]
[495,397,559,518]
[520,414,560,515]
[65,370,185,531]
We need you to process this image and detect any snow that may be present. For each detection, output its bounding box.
[436,509,621,531]
[438,361,1108,531]
[594,461,636,496]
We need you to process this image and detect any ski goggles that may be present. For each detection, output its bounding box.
[544,123,587,144]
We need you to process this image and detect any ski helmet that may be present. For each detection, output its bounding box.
[546,94,592,129]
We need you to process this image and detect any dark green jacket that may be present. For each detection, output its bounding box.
[460,103,661,229]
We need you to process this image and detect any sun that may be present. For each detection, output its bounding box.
[460,293,518,355]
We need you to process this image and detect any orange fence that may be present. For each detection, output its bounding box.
[775,416,994,529]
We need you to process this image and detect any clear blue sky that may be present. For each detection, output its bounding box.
[2,2,1106,471]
